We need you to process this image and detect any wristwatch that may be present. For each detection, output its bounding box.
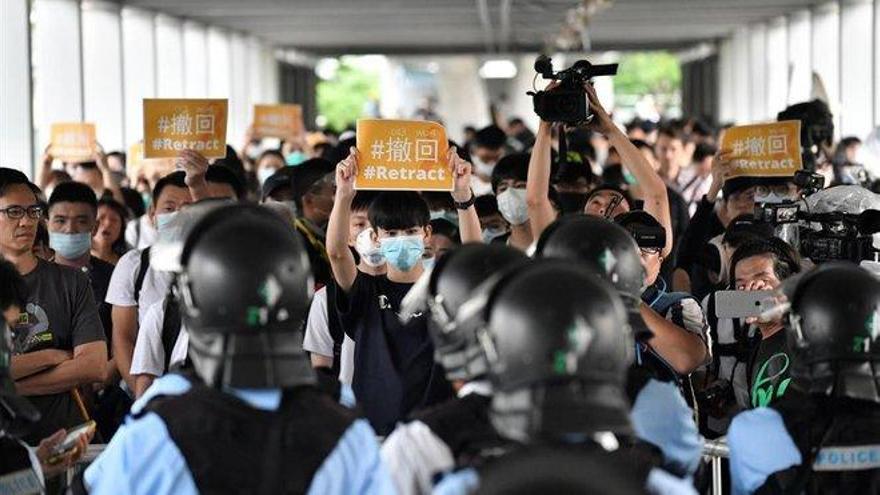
[454,190,476,210]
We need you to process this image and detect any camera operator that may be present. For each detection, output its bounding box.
[526,81,673,264]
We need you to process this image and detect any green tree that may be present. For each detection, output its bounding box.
[613,52,681,105]
[317,61,380,131]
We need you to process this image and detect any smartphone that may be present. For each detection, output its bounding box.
[50,420,95,457]
[714,290,776,319]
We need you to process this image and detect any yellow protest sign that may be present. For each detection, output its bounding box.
[355,119,451,191]
[719,120,802,178]
[127,141,178,185]
[253,104,303,139]
[143,99,227,159]
[50,122,96,163]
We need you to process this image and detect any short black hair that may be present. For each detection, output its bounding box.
[475,194,500,218]
[35,222,49,248]
[48,181,98,213]
[723,214,774,248]
[120,186,146,218]
[491,153,530,194]
[729,237,801,286]
[351,191,378,213]
[0,167,30,197]
[693,142,718,162]
[658,125,689,144]
[839,136,861,148]
[106,151,127,168]
[474,125,507,149]
[586,185,633,211]
[630,139,656,157]
[429,218,460,244]
[0,258,27,312]
[368,191,430,232]
[152,170,188,204]
[205,164,245,199]
[258,149,285,164]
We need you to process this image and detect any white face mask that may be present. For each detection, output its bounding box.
[496,187,529,226]
[355,228,385,267]
[258,167,279,186]
[472,156,496,177]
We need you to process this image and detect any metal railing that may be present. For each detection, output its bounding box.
[703,438,729,495]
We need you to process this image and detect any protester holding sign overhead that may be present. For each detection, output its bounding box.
[327,122,481,434]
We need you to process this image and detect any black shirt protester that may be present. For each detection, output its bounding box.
[337,272,452,436]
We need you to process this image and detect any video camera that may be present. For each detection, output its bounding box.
[527,55,618,125]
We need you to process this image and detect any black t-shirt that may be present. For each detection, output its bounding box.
[749,329,792,409]
[11,259,105,443]
[86,256,115,351]
[336,272,452,435]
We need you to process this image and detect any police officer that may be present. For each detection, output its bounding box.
[535,215,704,479]
[79,204,394,494]
[382,244,529,495]
[433,260,695,494]
[728,262,880,494]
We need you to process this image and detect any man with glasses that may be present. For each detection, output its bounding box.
[0,168,107,444]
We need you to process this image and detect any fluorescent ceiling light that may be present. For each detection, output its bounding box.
[479,59,517,79]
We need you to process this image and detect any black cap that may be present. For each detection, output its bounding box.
[291,159,335,203]
[261,167,295,200]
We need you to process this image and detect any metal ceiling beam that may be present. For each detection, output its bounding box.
[476,0,496,52]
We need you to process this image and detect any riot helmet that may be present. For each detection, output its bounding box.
[788,262,880,403]
[470,260,634,443]
[176,203,315,389]
[427,243,529,382]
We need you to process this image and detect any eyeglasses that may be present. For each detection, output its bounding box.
[0,205,45,220]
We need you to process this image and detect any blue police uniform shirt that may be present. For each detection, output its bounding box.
[631,379,703,476]
[728,407,802,495]
[431,466,698,495]
[84,374,395,495]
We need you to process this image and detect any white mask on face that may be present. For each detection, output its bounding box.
[258,167,279,186]
[496,187,529,226]
[472,156,496,177]
[355,228,386,267]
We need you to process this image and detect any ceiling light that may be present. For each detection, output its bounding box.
[479,59,518,79]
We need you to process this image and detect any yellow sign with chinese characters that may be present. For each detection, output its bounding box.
[355,119,451,191]
[253,104,303,139]
[127,141,177,184]
[143,99,228,159]
[50,122,96,163]
[719,120,802,178]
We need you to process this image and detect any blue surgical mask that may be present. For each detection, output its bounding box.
[286,151,307,166]
[481,226,508,243]
[422,257,436,271]
[155,212,179,233]
[49,232,92,260]
[379,235,425,272]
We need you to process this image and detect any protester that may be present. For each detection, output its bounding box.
[291,158,337,289]
[655,125,692,187]
[327,146,480,434]
[474,194,509,243]
[1,168,107,443]
[470,125,509,196]
[91,198,129,265]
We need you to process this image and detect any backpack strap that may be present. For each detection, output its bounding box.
[161,295,183,372]
[133,247,151,305]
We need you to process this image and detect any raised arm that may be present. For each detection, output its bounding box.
[327,148,360,292]
[178,150,210,202]
[95,144,126,204]
[525,121,557,240]
[585,83,673,258]
[38,146,55,191]
[16,341,107,396]
[449,147,482,244]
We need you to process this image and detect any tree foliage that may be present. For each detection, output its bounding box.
[613,52,681,98]
[316,61,379,131]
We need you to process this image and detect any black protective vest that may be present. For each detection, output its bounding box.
[475,443,652,495]
[762,392,880,495]
[137,376,357,495]
[412,392,508,468]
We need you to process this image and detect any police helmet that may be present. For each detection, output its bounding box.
[471,260,633,442]
[535,215,645,303]
[788,262,880,403]
[427,243,529,382]
[177,203,315,389]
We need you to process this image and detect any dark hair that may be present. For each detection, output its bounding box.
[474,125,507,149]
[106,151,127,169]
[508,117,525,127]
[0,167,31,197]
[475,194,500,218]
[120,186,146,218]
[205,165,245,199]
[429,218,460,244]
[554,159,596,186]
[839,136,861,148]
[693,142,718,162]
[35,222,49,248]
[368,191,430,232]
[97,197,131,255]
[729,237,801,287]
[49,169,72,185]
[48,181,98,213]
[630,139,656,157]
[74,161,99,171]
[722,214,774,248]
[586,185,633,211]
[0,258,28,312]
[152,170,188,204]
[351,191,378,213]
[491,153,530,194]
[658,125,689,144]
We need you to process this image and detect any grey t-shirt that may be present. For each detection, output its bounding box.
[11,259,105,443]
